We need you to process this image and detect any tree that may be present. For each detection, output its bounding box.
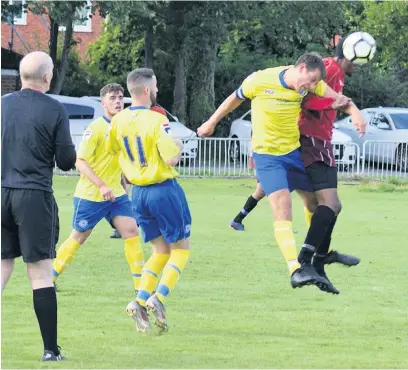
[356,1,408,82]
[104,1,168,70]
[1,1,30,51]
[182,1,252,130]
[165,1,189,122]
[86,20,145,89]
[27,1,102,94]
[340,1,408,108]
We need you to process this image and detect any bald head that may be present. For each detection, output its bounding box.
[19,51,53,90]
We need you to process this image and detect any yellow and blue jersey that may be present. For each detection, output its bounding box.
[74,116,125,202]
[236,66,327,156]
[106,106,181,186]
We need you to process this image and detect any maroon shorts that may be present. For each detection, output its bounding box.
[300,135,336,168]
[300,135,338,190]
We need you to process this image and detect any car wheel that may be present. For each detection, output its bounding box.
[229,136,240,162]
[395,144,408,172]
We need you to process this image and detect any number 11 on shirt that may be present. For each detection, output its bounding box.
[123,136,148,167]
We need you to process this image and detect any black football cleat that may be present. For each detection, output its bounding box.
[291,264,318,289]
[314,271,340,295]
[42,348,66,362]
[325,250,360,267]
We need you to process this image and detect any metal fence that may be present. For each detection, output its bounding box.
[56,136,408,180]
[361,140,408,179]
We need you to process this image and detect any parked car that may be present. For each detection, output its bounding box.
[335,107,408,171]
[48,94,104,150]
[229,110,358,168]
[83,96,198,163]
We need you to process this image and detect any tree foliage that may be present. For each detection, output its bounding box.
[356,1,408,82]
[87,1,408,131]
[27,1,93,93]
[11,0,404,133]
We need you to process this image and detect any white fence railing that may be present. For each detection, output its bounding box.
[56,136,407,180]
[361,140,408,179]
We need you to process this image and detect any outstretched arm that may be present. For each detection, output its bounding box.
[343,101,367,137]
[197,93,244,137]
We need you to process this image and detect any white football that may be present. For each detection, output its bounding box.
[342,31,376,65]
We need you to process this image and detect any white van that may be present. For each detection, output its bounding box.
[47,94,104,150]
[83,96,198,163]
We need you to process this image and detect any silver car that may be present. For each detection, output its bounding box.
[335,107,408,171]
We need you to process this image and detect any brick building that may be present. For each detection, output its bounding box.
[1,0,104,94]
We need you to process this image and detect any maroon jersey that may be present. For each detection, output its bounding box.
[299,57,345,168]
[299,57,344,142]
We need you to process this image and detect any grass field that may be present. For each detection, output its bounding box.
[2,177,408,369]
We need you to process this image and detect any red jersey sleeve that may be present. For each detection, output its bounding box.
[302,94,334,111]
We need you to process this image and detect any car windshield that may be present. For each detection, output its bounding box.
[390,113,408,129]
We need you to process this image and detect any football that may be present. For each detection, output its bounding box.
[342,31,376,65]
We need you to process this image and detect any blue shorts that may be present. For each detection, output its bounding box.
[253,149,312,196]
[72,195,134,232]
[132,179,192,244]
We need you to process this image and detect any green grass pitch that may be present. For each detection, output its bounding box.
[1,177,407,369]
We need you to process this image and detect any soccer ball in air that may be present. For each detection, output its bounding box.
[342,31,376,65]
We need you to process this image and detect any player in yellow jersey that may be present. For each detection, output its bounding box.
[106,68,191,333]
[109,105,168,239]
[52,84,144,296]
[198,53,360,293]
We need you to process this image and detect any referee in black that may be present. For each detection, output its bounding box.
[1,51,76,361]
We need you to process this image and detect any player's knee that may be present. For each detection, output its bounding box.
[120,227,139,239]
[150,236,171,254]
[113,216,139,239]
[253,185,266,201]
[2,258,15,271]
[171,238,190,251]
[304,196,318,213]
[320,200,341,215]
[70,229,90,245]
[267,190,292,220]
[27,260,54,289]
[116,222,139,239]
[331,200,342,215]
[322,195,342,215]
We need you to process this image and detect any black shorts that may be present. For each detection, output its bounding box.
[1,188,59,263]
[306,162,338,191]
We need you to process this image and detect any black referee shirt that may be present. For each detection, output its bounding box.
[1,89,76,192]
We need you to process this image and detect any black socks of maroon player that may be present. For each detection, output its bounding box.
[298,205,336,265]
[33,287,59,355]
[233,195,259,223]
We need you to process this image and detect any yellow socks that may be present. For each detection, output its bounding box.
[274,221,300,275]
[124,236,144,291]
[52,239,81,281]
[156,249,190,304]
[136,253,170,306]
[304,207,313,227]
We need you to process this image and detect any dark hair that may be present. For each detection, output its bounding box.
[295,52,326,80]
[100,83,124,98]
[127,68,155,96]
[335,36,347,59]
